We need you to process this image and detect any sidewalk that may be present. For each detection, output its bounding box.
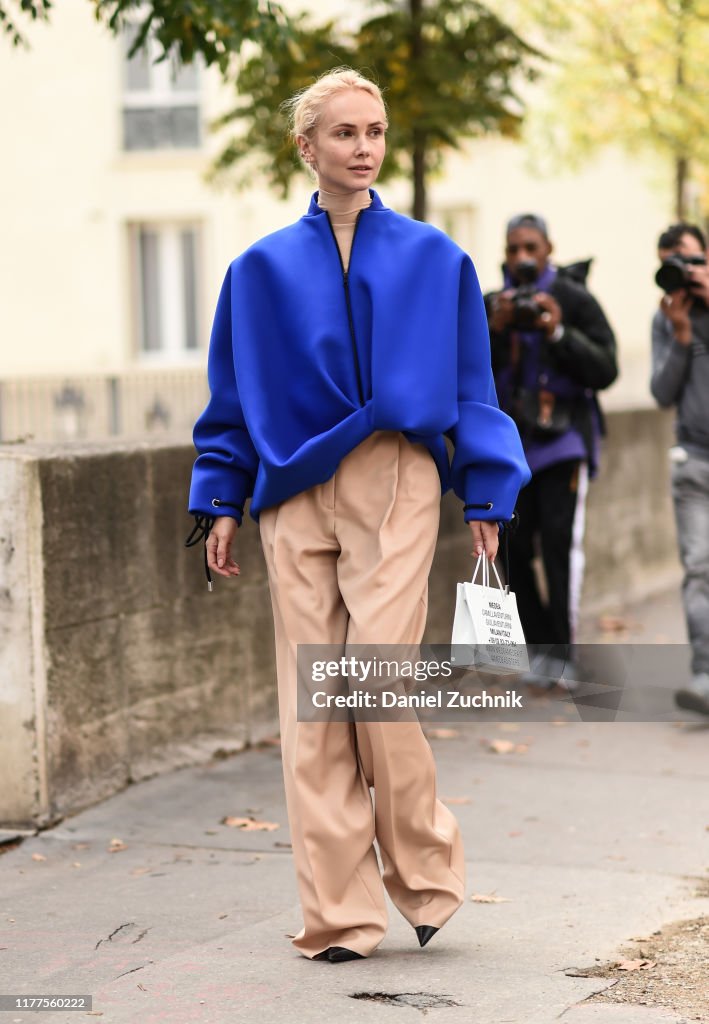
[1,588,708,1024]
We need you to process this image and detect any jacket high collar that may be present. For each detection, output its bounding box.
[304,187,388,217]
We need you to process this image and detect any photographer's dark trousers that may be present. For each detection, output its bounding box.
[508,458,589,646]
[671,451,709,675]
[258,431,465,960]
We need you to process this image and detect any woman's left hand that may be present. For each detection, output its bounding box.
[467,520,499,562]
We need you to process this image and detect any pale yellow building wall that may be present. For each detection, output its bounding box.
[1,0,674,409]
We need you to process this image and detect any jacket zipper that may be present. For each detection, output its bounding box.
[324,209,365,406]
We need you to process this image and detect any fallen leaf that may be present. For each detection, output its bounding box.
[598,614,628,633]
[218,913,228,919]
[108,838,128,853]
[441,796,472,805]
[72,862,82,868]
[508,830,523,837]
[488,739,516,754]
[616,959,656,971]
[487,739,529,754]
[470,892,512,903]
[259,735,282,746]
[426,728,459,739]
[31,853,46,862]
[130,867,152,876]
[222,816,279,832]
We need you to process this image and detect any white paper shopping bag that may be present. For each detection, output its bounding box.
[451,554,529,674]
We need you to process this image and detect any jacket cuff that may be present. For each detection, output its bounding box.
[463,501,495,523]
[462,465,529,522]
[188,467,252,526]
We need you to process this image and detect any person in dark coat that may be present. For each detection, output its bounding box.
[484,213,618,684]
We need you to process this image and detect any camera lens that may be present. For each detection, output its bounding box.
[655,258,689,294]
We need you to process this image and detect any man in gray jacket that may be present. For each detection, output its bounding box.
[651,222,709,716]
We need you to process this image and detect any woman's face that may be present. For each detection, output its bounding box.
[299,89,387,195]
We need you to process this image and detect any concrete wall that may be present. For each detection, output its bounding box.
[0,437,279,830]
[0,409,679,828]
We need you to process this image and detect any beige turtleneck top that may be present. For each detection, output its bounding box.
[316,187,373,272]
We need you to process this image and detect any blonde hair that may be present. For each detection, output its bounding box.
[282,67,388,173]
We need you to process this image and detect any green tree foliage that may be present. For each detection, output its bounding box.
[5,0,540,221]
[1,0,292,70]
[1,0,51,47]
[504,0,709,218]
[208,0,542,220]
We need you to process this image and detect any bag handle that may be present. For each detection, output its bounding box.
[471,552,506,592]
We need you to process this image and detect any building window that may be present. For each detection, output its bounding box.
[122,23,201,150]
[130,222,201,361]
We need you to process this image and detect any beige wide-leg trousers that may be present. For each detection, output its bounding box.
[258,430,466,959]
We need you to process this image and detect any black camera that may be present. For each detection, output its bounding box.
[655,253,707,294]
[510,259,543,329]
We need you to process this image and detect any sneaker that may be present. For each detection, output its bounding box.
[674,673,709,717]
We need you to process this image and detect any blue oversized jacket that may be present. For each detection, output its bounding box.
[188,188,530,530]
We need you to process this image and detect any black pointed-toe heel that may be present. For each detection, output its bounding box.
[415,925,439,948]
[328,946,366,962]
[312,948,333,961]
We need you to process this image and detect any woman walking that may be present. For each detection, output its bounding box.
[186,68,530,963]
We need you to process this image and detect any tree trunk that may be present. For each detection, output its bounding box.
[409,0,427,221]
[675,155,688,220]
[412,132,427,221]
[674,2,688,220]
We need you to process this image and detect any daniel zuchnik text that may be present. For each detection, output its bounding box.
[311,689,524,709]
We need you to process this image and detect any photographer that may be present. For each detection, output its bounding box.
[485,213,618,684]
[651,222,709,717]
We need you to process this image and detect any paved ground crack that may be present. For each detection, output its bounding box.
[95,922,137,950]
[350,991,461,1012]
[115,962,155,979]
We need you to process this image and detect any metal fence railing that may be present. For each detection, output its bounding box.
[0,369,209,444]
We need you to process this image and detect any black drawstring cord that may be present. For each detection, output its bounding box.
[185,514,216,591]
[502,510,520,593]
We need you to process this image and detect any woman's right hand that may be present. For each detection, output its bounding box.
[206,516,241,579]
